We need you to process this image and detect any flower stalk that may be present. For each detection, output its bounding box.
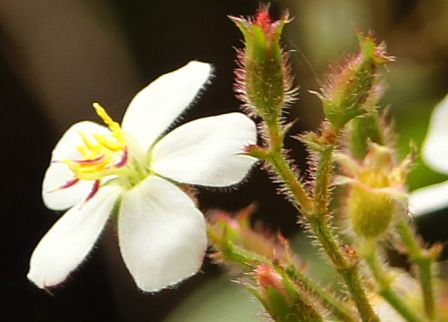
[296,122,381,322]
[395,219,440,321]
[361,240,426,322]
[285,265,357,322]
[208,210,355,322]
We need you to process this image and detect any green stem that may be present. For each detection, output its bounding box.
[268,151,313,213]
[313,147,334,216]
[265,140,379,322]
[308,216,379,322]
[209,210,356,322]
[286,266,357,322]
[362,240,426,322]
[396,219,436,321]
[310,137,379,322]
[209,235,326,322]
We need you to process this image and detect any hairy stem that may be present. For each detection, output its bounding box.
[313,147,334,217]
[396,219,436,321]
[311,135,380,322]
[362,240,426,322]
[308,216,379,322]
[268,151,313,213]
[286,266,357,322]
[263,132,379,322]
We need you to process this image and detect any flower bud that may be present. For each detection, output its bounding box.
[255,264,286,296]
[320,34,394,129]
[347,184,396,239]
[340,144,407,239]
[207,206,296,267]
[253,264,324,322]
[231,7,293,125]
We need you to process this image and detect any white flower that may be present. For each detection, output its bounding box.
[409,94,448,216]
[28,61,257,292]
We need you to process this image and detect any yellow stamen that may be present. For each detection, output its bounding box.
[93,103,118,129]
[65,103,129,181]
[80,132,100,153]
[93,102,126,147]
[93,133,123,152]
[77,145,88,158]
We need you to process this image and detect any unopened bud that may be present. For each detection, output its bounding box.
[253,264,324,321]
[255,264,285,295]
[341,144,406,239]
[208,206,297,266]
[348,184,396,239]
[320,34,394,129]
[231,7,293,125]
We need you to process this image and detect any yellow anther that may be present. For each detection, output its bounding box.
[94,134,123,152]
[63,157,131,181]
[93,103,119,131]
[80,132,101,153]
[66,103,129,182]
[77,145,88,158]
[92,102,126,148]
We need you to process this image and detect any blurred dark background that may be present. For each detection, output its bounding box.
[1,1,447,321]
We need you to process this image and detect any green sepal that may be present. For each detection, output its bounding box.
[347,183,396,239]
[349,112,385,160]
[231,10,291,125]
[321,34,393,129]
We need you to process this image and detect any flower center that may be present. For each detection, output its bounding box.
[63,103,142,185]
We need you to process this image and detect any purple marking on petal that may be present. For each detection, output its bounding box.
[85,180,101,203]
[59,178,80,189]
[74,155,105,165]
[48,178,80,193]
[115,147,129,168]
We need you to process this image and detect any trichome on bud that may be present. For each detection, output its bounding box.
[338,143,409,239]
[318,34,394,129]
[231,6,295,127]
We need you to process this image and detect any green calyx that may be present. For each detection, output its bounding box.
[349,112,385,160]
[254,265,324,322]
[321,34,394,129]
[231,10,290,125]
[345,144,401,239]
[348,183,395,239]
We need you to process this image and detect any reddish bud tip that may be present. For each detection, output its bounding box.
[255,8,272,34]
[255,264,285,293]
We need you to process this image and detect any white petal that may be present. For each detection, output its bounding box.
[43,121,109,210]
[422,94,448,173]
[118,176,207,292]
[121,61,212,151]
[409,180,448,216]
[28,185,122,289]
[42,163,94,210]
[150,113,257,187]
[50,121,110,161]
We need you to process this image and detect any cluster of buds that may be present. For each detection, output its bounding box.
[337,143,410,240]
[211,6,442,322]
[208,207,330,321]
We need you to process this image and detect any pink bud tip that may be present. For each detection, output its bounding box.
[255,9,272,32]
[255,264,284,291]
